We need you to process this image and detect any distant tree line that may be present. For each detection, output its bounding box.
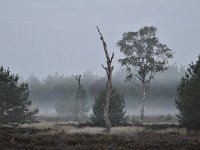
[27,65,185,116]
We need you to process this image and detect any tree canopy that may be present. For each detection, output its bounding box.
[117,26,173,85]
[117,26,173,120]
[0,66,38,126]
[176,55,200,130]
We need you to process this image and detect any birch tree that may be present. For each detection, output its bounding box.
[97,27,114,132]
[117,26,173,121]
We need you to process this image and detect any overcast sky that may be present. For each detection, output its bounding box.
[0,0,199,79]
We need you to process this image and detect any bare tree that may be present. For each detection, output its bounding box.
[73,75,81,90]
[73,75,87,122]
[97,26,114,132]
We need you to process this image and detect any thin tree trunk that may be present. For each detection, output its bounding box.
[79,102,82,122]
[140,84,146,121]
[97,27,114,133]
[104,77,112,132]
[73,75,82,122]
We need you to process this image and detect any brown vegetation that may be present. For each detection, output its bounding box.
[1,124,200,150]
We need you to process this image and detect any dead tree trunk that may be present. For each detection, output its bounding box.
[74,75,81,90]
[73,75,82,122]
[97,26,114,133]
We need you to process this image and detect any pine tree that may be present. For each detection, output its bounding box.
[0,66,38,126]
[176,55,200,130]
[91,88,127,126]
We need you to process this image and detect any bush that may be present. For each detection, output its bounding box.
[0,66,38,126]
[175,55,200,130]
[91,88,127,126]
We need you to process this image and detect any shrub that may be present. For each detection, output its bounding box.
[91,88,127,126]
[0,66,38,126]
[175,55,200,130]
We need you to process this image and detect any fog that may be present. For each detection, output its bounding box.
[1,1,200,149]
[27,65,185,117]
[0,0,199,118]
[0,0,200,79]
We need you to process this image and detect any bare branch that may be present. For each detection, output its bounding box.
[102,64,107,71]
[73,75,78,81]
[96,26,103,40]
[97,26,111,64]
[135,74,142,82]
[111,52,114,62]
[146,70,157,84]
[73,75,81,83]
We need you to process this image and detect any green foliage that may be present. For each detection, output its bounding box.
[91,88,127,126]
[176,55,200,130]
[0,66,38,126]
[117,26,173,85]
[117,26,174,119]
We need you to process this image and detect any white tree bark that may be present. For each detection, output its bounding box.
[140,83,146,121]
[97,27,114,133]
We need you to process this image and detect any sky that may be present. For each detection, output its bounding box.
[0,0,199,79]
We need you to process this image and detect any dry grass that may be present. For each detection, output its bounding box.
[21,122,55,129]
[2,121,199,150]
[21,121,188,136]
